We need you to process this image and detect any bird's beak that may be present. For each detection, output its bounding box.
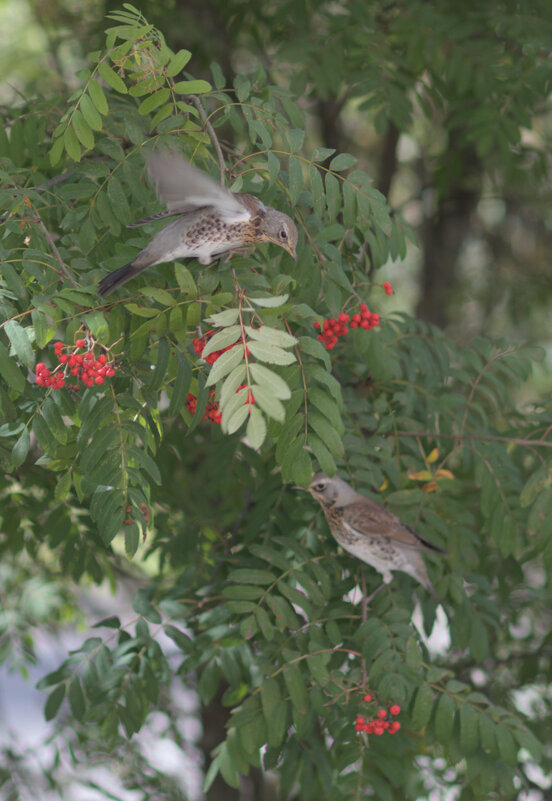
[286,244,297,261]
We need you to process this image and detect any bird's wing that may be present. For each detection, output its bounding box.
[343,500,444,552]
[145,151,251,223]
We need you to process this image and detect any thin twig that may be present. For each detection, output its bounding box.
[394,429,552,448]
[34,213,79,287]
[187,94,226,185]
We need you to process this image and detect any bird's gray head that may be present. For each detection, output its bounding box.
[308,473,359,507]
[262,210,298,261]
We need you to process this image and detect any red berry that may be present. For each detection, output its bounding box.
[390,705,400,716]
[360,319,371,329]
[374,727,384,736]
[389,721,401,733]
[338,312,349,323]
[363,694,372,703]
[383,282,393,294]
[106,367,115,377]
[36,363,46,373]
[356,715,365,724]
[97,354,107,364]
[377,709,387,719]
[58,353,68,363]
[84,351,94,361]
[313,321,321,329]
[75,339,85,348]
[371,313,380,326]
[54,341,63,353]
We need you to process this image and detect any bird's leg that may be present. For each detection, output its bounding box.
[362,580,386,616]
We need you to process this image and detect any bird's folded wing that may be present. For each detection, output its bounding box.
[343,500,443,552]
[146,151,250,223]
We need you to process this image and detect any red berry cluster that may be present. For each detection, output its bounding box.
[192,330,250,365]
[185,389,222,424]
[313,305,380,350]
[35,338,117,390]
[354,693,401,736]
[185,384,255,426]
[383,282,393,295]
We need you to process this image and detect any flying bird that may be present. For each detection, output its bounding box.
[98,150,298,296]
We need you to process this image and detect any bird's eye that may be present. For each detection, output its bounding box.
[279,229,288,240]
[314,483,326,492]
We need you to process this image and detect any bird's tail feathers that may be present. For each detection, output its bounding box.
[98,262,141,296]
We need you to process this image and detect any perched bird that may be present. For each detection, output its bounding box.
[308,473,444,603]
[98,150,298,296]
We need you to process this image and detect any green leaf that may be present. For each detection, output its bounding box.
[434,693,455,744]
[405,636,422,670]
[42,396,68,444]
[330,153,357,171]
[245,325,297,348]
[139,88,171,115]
[68,675,86,721]
[283,663,308,716]
[307,434,336,475]
[4,320,34,368]
[308,386,344,434]
[410,684,434,730]
[220,364,247,406]
[206,345,244,386]
[496,726,517,766]
[246,405,266,448]
[166,49,192,77]
[72,110,94,150]
[249,363,291,399]
[44,684,65,721]
[228,568,275,585]
[248,341,295,366]
[249,294,288,308]
[307,410,344,458]
[0,341,25,392]
[80,92,103,131]
[175,264,197,295]
[127,447,162,484]
[54,471,72,503]
[250,385,285,422]
[201,326,242,358]
[172,79,212,94]
[205,308,239,327]
[63,125,81,161]
[88,78,109,115]
[98,61,128,93]
[12,427,30,468]
[460,704,480,754]
[167,353,191,416]
[291,448,312,487]
[148,338,170,391]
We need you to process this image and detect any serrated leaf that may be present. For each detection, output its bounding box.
[249,294,288,308]
[206,308,239,327]
[44,684,65,721]
[98,61,128,93]
[174,263,197,294]
[248,341,295,365]
[411,684,434,730]
[229,568,275,585]
[250,385,285,422]
[12,427,30,468]
[4,320,34,368]
[330,153,357,171]
[173,79,212,94]
[246,405,266,448]
[201,326,242,358]
[460,704,480,754]
[68,675,86,720]
[283,664,308,716]
[88,78,109,115]
[166,49,192,77]
[0,341,25,392]
[249,363,291,400]
[245,325,297,348]
[435,693,455,743]
[206,345,244,386]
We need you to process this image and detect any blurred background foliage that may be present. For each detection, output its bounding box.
[3,0,552,378]
[1,2,552,801]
